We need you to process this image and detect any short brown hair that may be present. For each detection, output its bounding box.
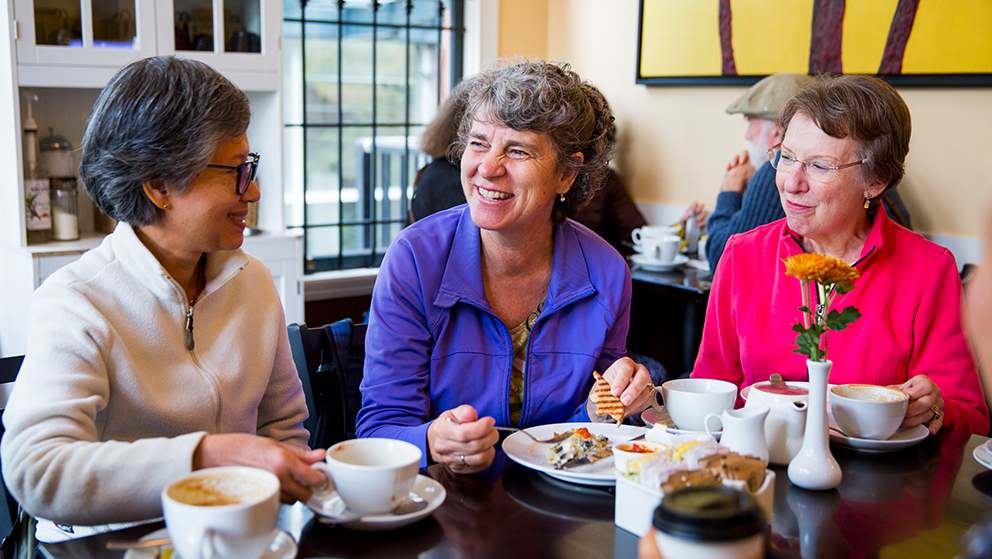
[778,74,911,198]
[452,59,615,224]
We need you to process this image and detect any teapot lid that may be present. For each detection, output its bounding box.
[754,383,808,396]
[40,128,72,151]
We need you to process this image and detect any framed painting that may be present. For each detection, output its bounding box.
[637,0,992,86]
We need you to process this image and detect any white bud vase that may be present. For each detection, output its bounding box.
[788,359,842,490]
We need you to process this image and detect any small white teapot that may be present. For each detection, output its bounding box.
[745,375,809,465]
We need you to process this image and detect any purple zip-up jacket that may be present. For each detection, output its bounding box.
[357,205,632,466]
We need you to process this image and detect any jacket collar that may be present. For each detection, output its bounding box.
[112,222,249,303]
[434,206,596,314]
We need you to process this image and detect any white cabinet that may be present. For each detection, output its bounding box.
[0,0,296,356]
[13,0,281,89]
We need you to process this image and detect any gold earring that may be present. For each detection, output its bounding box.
[863,196,871,210]
[560,194,565,202]
[162,204,170,210]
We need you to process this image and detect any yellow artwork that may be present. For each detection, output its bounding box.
[638,0,992,85]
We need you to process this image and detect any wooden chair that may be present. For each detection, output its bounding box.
[287,320,367,449]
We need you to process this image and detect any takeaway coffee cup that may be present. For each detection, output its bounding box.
[829,384,909,440]
[162,466,280,559]
[314,438,421,515]
[662,378,737,432]
[653,486,766,559]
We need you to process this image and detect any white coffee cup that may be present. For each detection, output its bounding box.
[314,438,421,515]
[828,384,909,440]
[162,466,280,559]
[632,225,679,245]
[658,235,682,262]
[662,378,737,432]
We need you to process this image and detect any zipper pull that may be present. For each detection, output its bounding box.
[185,306,195,351]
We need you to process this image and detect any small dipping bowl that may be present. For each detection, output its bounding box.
[613,441,665,473]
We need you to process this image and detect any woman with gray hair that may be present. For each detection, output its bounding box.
[357,59,654,474]
[1,56,325,542]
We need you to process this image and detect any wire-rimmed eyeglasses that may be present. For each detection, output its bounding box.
[767,143,864,183]
[207,152,259,195]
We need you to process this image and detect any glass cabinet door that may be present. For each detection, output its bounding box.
[161,0,276,72]
[15,0,156,66]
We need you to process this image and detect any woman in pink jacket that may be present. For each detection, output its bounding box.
[692,75,989,436]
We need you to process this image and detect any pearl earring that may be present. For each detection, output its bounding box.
[560,194,565,202]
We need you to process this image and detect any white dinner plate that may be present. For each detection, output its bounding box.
[974,441,992,470]
[123,528,297,559]
[502,423,649,486]
[640,406,721,440]
[827,415,928,453]
[306,474,445,531]
[630,254,689,272]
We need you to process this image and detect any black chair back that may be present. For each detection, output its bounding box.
[0,356,24,559]
[287,321,367,449]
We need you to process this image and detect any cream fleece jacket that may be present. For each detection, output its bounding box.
[0,223,308,539]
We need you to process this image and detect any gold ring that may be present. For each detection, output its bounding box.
[930,404,941,421]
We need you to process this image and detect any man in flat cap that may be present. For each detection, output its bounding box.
[703,73,912,272]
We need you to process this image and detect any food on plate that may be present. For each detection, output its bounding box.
[698,453,767,492]
[546,427,612,469]
[592,371,624,426]
[660,469,722,493]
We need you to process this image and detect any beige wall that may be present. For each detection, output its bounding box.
[497,0,992,240]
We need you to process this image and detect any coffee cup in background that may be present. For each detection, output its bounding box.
[662,378,737,432]
[658,235,682,262]
[632,225,679,246]
[162,466,280,559]
[828,384,908,440]
[314,438,421,515]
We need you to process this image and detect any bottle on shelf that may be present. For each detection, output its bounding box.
[40,128,80,241]
[23,94,50,244]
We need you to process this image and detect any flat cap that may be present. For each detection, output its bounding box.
[726,73,812,120]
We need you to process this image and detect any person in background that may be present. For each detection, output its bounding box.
[701,73,912,272]
[0,56,325,543]
[411,85,649,257]
[410,87,468,222]
[358,59,654,474]
[692,74,988,436]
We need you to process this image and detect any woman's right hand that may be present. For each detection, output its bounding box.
[193,433,327,504]
[427,405,498,474]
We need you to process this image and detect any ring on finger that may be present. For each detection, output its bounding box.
[930,403,941,421]
[460,454,468,468]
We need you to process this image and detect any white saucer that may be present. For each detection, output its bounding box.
[306,474,445,531]
[828,419,929,453]
[640,407,721,440]
[630,254,689,272]
[123,528,296,559]
[974,441,992,470]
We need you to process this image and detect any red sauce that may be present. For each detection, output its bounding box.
[618,443,657,453]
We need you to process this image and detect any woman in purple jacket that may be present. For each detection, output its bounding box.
[357,60,654,473]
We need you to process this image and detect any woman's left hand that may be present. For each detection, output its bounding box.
[892,375,945,436]
[598,357,655,418]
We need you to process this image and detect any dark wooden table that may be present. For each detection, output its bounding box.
[627,262,712,379]
[40,429,992,559]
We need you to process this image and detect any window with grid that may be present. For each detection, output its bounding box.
[283,0,465,273]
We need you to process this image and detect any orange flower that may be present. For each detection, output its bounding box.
[783,254,860,291]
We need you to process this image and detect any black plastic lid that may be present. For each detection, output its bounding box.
[653,486,765,542]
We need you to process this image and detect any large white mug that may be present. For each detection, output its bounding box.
[828,384,908,440]
[162,466,280,559]
[705,406,770,462]
[314,438,422,515]
[661,378,737,432]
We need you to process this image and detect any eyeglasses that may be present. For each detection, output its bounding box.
[207,152,259,195]
[767,143,864,183]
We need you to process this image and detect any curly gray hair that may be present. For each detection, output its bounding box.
[452,59,615,223]
[79,56,251,226]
